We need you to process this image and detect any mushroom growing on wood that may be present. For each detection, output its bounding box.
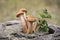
[32,18,40,32]
[16,11,27,33]
[19,8,28,33]
[26,15,36,34]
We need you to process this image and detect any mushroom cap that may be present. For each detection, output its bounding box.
[35,17,39,20]
[26,15,36,22]
[16,11,24,17]
[20,8,27,13]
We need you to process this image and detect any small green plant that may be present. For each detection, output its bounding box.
[38,9,52,32]
[39,9,51,19]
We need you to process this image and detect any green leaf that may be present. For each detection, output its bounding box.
[38,20,49,32]
[39,12,52,19]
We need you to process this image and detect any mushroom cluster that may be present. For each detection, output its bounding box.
[16,8,39,34]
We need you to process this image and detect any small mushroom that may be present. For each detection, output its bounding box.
[19,8,28,33]
[19,8,27,19]
[32,18,40,32]
[26,15,36,34]
[33,22,38,32]
[16,11,27,33]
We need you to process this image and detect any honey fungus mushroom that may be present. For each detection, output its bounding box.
[33,18,41,32]
[16,11,27,33]
[26,15,36,34]
[18,8,27,19]
[20,8,27,13]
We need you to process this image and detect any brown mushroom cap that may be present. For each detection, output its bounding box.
[26,15,36,22]
[20,8,27,13]
[16,11,24,17]
[35,17,40,20]
[16,8,27,17]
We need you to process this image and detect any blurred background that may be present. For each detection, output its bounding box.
[0,0,60,26]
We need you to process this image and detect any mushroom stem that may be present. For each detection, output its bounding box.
[27,22,33,34]
[36,25,40,32]
[23,12,28,33]
[23,12,26,19]
[30,22,33,33]
[33,22,38,32]
[20,15,27,33]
